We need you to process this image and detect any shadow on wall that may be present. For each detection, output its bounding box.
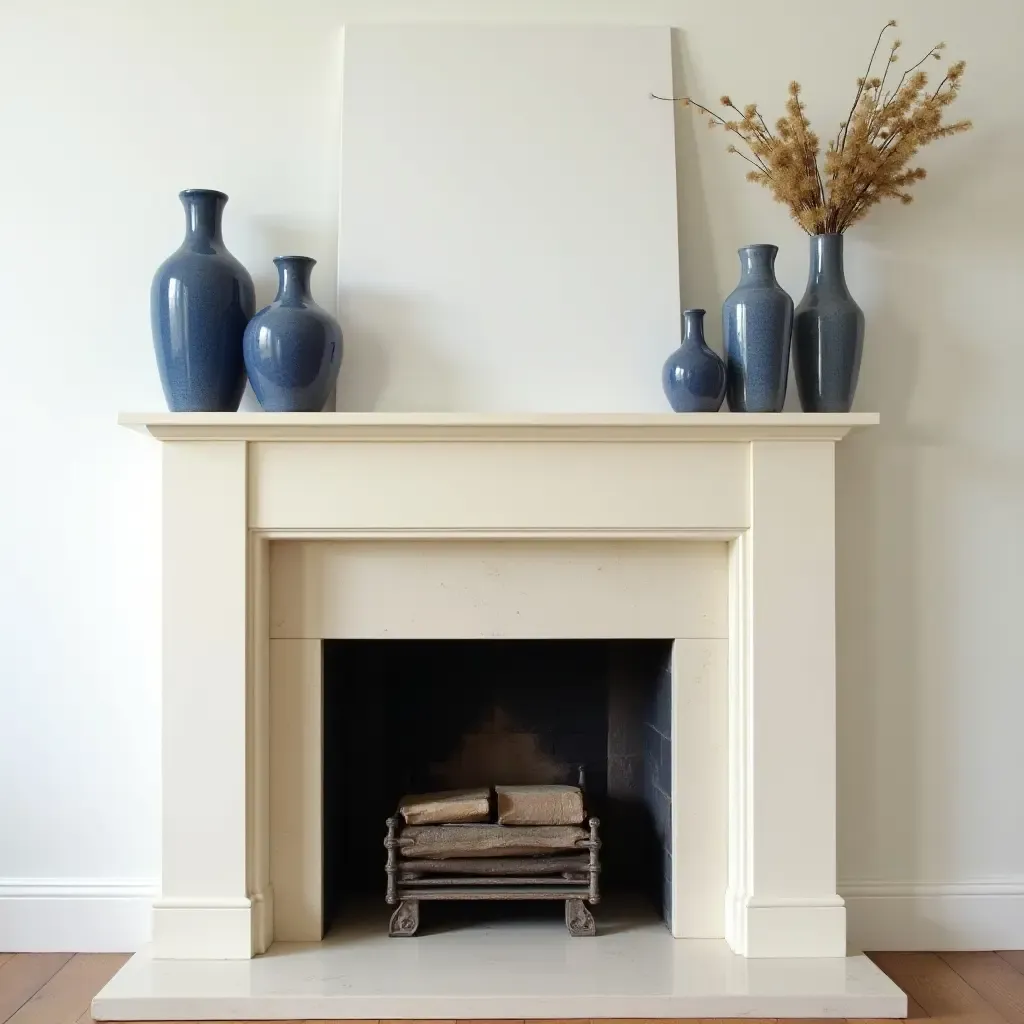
[836,238,923,889]
[670,29,733,356]
[836,119,1023,899]
[335,287,471,411]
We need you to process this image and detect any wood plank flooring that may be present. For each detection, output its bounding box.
[0,950,1022,1024]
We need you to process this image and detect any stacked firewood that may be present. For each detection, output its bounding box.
[397,785,587,858]
[383,785,601,936]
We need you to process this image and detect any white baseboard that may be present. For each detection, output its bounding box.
[2,876,1022,953]
[842,880,1024,951]
[0,878,156,952]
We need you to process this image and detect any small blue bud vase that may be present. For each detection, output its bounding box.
[662,309,726,412]
[793,233,865,412]
[722,244,793,412]
[243,256,344,413]
[151,189,255,411]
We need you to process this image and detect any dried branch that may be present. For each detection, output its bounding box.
[656,20,971,235]
[839,19,897,154]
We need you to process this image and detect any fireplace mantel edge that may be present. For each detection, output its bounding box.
[119,410,879,443]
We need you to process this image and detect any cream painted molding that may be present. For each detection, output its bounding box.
[4,877,1019,953]
[122,411,878,963]
[119,411,879,442]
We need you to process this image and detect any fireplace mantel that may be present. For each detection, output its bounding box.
[119,410,878,442]
[96,409,905,1022]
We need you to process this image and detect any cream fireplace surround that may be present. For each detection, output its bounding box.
[97,411,908,1021]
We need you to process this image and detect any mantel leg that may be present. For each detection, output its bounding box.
[153,441,258,959]
[726,441,846,958]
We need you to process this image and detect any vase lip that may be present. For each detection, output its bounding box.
[179,188,228,202]
[274,254,317,266]
[738,243,778,254]
[812,231,844,238]
[682,307,706,316]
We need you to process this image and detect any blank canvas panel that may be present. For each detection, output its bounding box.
[337,24,680,412]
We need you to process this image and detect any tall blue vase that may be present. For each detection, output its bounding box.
[243,256,343,412]
[722,244,793,412]
[662,309,726,412]
[151,189,254,411]
[793,233,864,412]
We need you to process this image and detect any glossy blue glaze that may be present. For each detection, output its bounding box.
[793,233,864,412]
[151,190,254,411]
[722,244,793,412]
[243,256,343,412]
[662,309,726,412]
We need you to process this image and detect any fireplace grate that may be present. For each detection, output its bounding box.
[384,797,601,936]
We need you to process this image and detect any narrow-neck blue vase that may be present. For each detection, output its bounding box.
[662,309,726,412]
[150,189,255,411]
[793,233,865,412]
[243,256,343,412]
[722,244,793,412]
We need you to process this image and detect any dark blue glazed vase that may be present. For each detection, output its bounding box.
[722,244,793,412]
[662,309,726,412]
[243,256,343,412]
[793,233,865,412]
[151,189,254,411]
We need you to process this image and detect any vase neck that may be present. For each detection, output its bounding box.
[806,233,850,294]
[181,189,226,249]
[738,244,778,286]
[275,256,315,304]
[681,308,706,346]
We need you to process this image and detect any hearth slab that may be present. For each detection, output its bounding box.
[92,903,906,1020]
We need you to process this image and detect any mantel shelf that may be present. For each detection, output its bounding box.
[119,411,879,443]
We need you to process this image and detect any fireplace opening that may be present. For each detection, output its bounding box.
[322,638,674,933]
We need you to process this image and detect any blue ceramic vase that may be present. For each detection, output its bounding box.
[243,256,343,412]
[662,309,726,412]
[151,189,254,411]
[793,233,865,412]
[722,244,793,412]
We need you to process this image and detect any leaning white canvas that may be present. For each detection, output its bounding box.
[338,24,680,412]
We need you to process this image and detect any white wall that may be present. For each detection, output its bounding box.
[0,0,1021,951]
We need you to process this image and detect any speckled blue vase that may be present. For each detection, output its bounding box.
[722,244,793,412]
[151,189,255,411]
[243,256,343,412]
[662,309,726,412]
[793,233,865,412]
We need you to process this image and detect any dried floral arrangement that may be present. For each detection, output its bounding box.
[658,21,971,234]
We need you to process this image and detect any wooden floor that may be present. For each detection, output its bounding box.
[1,949,1023,1024]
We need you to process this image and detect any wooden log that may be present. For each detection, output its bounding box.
[495,784,585,825]
[396,884,591,900]
[398,788,491,825]
[398,823,588,859]
[397,876,588,887]
[397,855,589,876]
